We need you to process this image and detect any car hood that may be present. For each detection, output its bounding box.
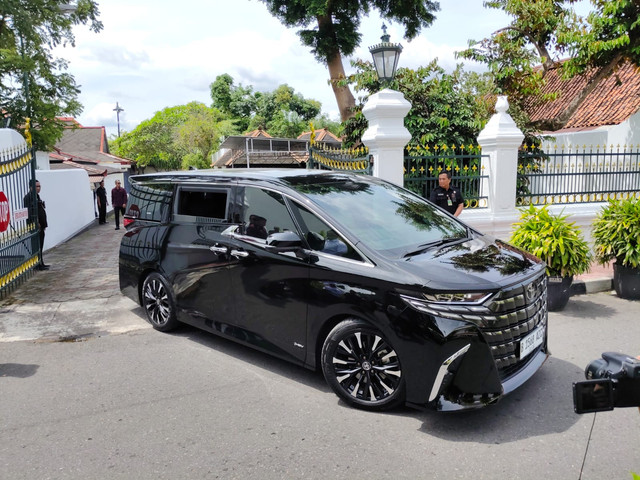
[396,235,544,291]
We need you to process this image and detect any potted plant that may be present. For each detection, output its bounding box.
[510,204,592,311]
[592,197,640,300]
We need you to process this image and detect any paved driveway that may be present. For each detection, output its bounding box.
[1,222,639,479]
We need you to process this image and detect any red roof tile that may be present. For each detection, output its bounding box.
[523,60,640,131]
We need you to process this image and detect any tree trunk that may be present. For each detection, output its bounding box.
[326,51,356,122]
[317,15,356,122]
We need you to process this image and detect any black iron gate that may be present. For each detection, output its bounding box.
[0,142,39,299]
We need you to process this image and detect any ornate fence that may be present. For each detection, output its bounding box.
[307,143,371,174]
[517,144,640,205]
[0,143,39,299]
[404,144,488,208]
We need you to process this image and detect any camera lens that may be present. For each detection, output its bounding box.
[585,358,609,379]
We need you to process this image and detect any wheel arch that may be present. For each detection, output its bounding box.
[311,313,378,371]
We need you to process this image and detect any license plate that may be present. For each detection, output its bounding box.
[519,325,545,359]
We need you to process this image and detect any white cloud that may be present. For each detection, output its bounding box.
[52,0,591,137]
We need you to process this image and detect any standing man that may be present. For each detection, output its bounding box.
[23,180,49,270]
[96,180,108,224]
[429,170,464,217]
[111,179,127,230]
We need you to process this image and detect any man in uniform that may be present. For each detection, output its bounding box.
[429,170,464,217]
[96,180,108,224]
[23,180,50,270]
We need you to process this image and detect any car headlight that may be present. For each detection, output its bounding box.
[422,292,493,304]
[399,292,493,315]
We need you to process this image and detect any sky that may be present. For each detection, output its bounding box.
[56,1,519,138]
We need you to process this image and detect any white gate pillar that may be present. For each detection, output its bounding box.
[477,96,523,219]
[361,88,412,186]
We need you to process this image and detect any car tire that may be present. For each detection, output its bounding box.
[141,272,179,332]
[321,319,405,411]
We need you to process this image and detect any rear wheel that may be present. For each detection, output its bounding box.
[141,273,179,331]
[321,319,405,411]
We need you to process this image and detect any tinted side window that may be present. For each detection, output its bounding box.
[127,182,173,222]
[291,201,363,262]
[239,187,298,239]
[176,188,229,222]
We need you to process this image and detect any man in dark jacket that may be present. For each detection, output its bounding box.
[429,170,464,217]
[23,180,49,270]
[111,180,128,230]
[96,180,108,224]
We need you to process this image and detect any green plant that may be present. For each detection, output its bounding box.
[592,197,640,269]
[510,204,592,277]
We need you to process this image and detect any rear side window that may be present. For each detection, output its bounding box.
[176,188,229,222]
[127,182,173,222]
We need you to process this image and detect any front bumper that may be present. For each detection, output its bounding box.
[401,273,549,411]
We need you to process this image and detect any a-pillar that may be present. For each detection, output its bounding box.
[477,96,523,220]
[361,88,412,186]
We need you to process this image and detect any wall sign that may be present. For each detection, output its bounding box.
[0,192,9,233]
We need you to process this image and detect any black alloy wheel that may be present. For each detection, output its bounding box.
[141,272,179,332]
[321,319,405,411]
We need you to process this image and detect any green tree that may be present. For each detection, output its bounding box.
[0,0,102,149]
[341,59,495,147]
[111,102,233,171]
[260,0,439,122]
[176,104,235,169]
[210,74,323,138]
[458,0,640,131]
[210,74,256,132]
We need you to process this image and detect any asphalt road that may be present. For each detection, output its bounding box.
[1,291,639,480]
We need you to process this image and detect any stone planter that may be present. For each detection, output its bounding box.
[547,276,573,311]
[613,263,640,300]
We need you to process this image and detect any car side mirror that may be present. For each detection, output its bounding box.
[264,231,304,252]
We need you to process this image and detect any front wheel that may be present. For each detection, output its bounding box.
[141,272,179,332]
[321,319,405,411]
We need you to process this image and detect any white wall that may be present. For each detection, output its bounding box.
[542,111,640,149]
[35,169,96,251]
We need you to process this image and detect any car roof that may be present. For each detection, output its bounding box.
[129,168,379,188]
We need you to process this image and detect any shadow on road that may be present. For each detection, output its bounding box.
[0,363,40,378]
[558,296,616,320]
[139,310,584,443]
[168,322,331,393]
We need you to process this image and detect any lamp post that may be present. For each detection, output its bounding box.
[361,25,411,186]
[113,102,124,137]
[369,24,403,86]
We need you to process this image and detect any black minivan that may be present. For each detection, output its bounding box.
[119,169,548,411]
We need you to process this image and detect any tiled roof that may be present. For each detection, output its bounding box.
[523,60,640,131]
[215,150,308,167]
[245,129,272,138]
[50,120,132,166]
[297,128,341,144]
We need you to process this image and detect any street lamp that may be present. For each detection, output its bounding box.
[113,102,124,137]
[369,24,403,85]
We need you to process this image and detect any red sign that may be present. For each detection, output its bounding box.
[0,191,9,233]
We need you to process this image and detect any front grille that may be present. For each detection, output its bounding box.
[417,273,548,380]
[483,274,547,378]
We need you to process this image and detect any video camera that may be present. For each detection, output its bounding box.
[573,352,640,414]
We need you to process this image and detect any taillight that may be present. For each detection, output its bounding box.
[123,217,135,228]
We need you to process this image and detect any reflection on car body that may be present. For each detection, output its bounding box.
[119,169,548,412]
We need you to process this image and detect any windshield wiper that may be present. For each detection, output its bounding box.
[403,236,467,258]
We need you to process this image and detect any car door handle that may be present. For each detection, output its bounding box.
[230,249,249,258]
[209,246,228,254]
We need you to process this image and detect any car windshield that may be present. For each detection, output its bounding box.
[290,176,468,257]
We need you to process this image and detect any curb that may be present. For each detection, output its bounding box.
[570,277,614,296]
